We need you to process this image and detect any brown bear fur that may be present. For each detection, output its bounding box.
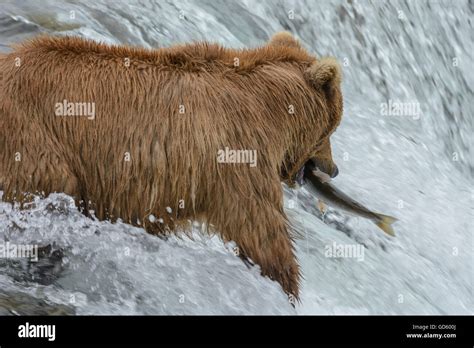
[0,32,343,299]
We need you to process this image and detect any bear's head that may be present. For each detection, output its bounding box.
[270,32,343,182]
[303,56,342,180]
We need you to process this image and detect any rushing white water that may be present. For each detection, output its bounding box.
[0,0,472,314]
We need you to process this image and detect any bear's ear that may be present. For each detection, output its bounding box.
[269,31,301,49]
[304,57,342,92]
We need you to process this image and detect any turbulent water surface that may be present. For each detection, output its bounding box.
[0,0,472,314]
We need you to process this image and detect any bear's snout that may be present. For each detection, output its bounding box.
[331,165,339,178]
[310,157,339,180]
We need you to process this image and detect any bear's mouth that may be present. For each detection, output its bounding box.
[296,158,338,185]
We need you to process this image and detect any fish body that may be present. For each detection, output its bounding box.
[303,164,397,236]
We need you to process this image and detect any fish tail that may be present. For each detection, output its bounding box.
[375,214,398,236]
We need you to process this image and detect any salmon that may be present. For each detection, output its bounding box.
[303,161,398,236]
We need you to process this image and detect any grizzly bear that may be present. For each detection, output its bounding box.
[0,32,343,300]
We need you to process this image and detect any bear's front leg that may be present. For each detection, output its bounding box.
[210,172,301,301]
[235,215,301,301]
